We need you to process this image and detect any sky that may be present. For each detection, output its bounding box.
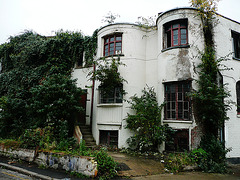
[0,0,239,44]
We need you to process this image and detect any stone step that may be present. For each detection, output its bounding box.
[79,125,96,147]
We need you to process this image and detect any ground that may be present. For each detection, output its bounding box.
[108,151,240,180]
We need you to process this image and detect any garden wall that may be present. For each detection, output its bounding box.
[0,145,97,177]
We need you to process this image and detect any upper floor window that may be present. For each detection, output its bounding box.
[164,81,191,120]
[236,81,240,114]
[232,31,240,59]
[104,34,122,56]
[99,84,123,104]
[164,19,188,49]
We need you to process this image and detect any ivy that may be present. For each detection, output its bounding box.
[0,30,97,139]
[190,0,230,173]
[88,57,127,96]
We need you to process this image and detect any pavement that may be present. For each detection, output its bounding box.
[1,152,240,179]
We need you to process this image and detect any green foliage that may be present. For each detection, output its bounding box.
[95,149,118,179]
[19,127,55,150]
[125,86,173,152]
[198,135,229,173]
[164,152,195,173]
[0,30,97,140]
[89,57,126,96]
[189,148,208,165]
[29,74,83,135]
[190,0,230,173]
[69,171,89,179]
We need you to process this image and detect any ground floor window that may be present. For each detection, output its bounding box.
[165,129,189,152]
[99,130,118,147]
[164,81,191,120]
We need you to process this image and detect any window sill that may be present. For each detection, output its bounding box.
[97,103,123,107]
[233,56,240,61]
[161,45,190,52]
[237,114,240,118]
[97,123,121,126]
[163,120,192,124]
[100,54,124,59]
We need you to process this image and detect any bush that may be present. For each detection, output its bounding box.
[197,135,229,173]
[164,152,195,173]
[95,149,118,179]
[125,86,173,152]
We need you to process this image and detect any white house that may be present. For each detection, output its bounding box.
[72,7,240,163]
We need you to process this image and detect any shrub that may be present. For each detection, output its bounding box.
[164,152,195,173]
[198,135,229,173]
[125,86,173,152]
[95,149,118,179]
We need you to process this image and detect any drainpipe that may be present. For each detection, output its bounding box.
[90,64,96,129]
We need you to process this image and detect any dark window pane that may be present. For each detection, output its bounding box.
[110,37,114,42]
[167,111,171,118]
[173,24,179,29]
[167,31,171,47]
[184,102,189,110]
[167,93,170,101]
[178,92,183,100]
[181,39,187,44]
[172,102,175,109]
[184,111,189,119]
[167,102,171,110]
[105,38,109,43]
[181,29,187,35]
[172,111,176,118]
[116,36,122,41]
[178,102,183,111]
[171,93,176,101]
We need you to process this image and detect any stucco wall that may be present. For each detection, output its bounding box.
[214,14,240,158]
[72,8,240,159]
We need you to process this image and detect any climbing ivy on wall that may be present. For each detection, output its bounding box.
[0,30,98,139]
[88,57,127,96]
[190,0,230,173]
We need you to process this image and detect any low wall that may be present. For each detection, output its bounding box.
[0,145,97,177]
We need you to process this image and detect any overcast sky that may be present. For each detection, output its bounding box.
[0,0,239,44]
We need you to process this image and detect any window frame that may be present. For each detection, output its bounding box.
[164,19,188,49]
[99,85,123,104]
[232,30,240,59]
[103,34,122,57]
[236,81,240,114]
[164,81,191,121]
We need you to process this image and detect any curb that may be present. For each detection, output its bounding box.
[0,162,60,180]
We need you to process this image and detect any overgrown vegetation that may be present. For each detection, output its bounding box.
[190,0,230,173]
[0,29,119,179]
[0,30,97,141]
[125,86,173,152]
[88,57,127,97]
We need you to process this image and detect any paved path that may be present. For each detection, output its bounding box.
[108,151,240,180]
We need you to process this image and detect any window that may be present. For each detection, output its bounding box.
[164,19,188,48]
[164,81,191,120]
[165,129,189,152]
[236,81,240,114]
[104,34,122,56]
[99,85,123,104]
[99,130,118,147]
[232,31,240,59]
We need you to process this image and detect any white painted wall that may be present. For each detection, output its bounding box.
[72,8,240,159]
[214,14,240,158]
